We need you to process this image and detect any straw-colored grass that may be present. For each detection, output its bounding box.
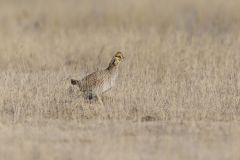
[0,0,240,159]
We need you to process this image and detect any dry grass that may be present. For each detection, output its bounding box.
[0,0,240,159]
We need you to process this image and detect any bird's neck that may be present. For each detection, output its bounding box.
[106,63,118,71]
[106,58,118,71]
[107,59,118,72]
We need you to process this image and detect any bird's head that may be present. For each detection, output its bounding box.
[112,51,125,65]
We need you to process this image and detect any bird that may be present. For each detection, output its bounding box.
[71,51,125,104]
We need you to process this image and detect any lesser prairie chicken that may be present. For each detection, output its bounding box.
[71,51,125,104]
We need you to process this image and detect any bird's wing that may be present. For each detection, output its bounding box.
[80,70,106,91]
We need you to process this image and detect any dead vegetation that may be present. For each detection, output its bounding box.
[0,0,240,159]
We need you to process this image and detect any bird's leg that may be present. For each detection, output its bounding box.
[83,91,94,103]
[96,95,104,106]
[85,92,104,106]
[88,92,94,100]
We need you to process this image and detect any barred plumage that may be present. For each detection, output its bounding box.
[71,51,124,103]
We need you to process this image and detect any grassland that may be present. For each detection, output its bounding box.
[0,0,240,159]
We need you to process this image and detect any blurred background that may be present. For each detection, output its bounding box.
[0,0,240,71]
[0,0,240,34]
[0,1,240,160]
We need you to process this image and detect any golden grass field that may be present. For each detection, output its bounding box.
[1,0,240,159]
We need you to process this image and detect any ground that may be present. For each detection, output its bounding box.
[0,0,240,159]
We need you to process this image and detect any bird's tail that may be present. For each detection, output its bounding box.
[71,79,79,85]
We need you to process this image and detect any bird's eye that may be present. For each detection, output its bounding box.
[115,56,121,59]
